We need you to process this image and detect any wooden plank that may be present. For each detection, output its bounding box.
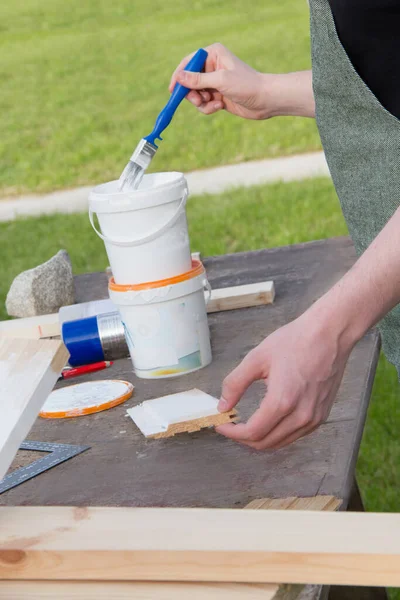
[207,281,275,313]
[149,409,237,438]
[1,507,399,586]
[245,497,341,512]
[0,497,339,600]
[0,338,68,480]
[0,580,302,600]
[245,495,340,600]
[0,314,59,340]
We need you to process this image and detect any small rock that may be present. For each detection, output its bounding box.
[6,250,75,317]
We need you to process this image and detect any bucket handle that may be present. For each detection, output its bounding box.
[89,188,188,248]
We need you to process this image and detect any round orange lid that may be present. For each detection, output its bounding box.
[40,380,134,419]
[109,258,205,292]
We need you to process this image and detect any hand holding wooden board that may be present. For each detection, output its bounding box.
[127,389,237,438]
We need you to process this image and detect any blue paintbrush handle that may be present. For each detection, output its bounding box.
[145,48,208,147]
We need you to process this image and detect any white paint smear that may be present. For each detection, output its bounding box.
[127,388,220,437]
[41,380,133,416]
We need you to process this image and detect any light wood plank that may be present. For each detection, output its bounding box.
[1,506,399,586]
[0,314,59,340]
[0,497,337,600]
[246,497,341,512]
[0,338,69,480]
[207,281,275,313]
[0,580,302,600]
[244,495,340,600]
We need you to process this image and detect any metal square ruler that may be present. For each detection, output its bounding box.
[0,441,90,495]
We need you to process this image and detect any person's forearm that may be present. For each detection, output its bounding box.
[260,70,315,118]
[308,206,400,351]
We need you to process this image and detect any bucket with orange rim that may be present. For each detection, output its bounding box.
[108,259,212,379]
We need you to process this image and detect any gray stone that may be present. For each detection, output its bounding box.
[6,250,75,317]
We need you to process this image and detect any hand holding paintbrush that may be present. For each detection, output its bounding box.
[118,48,208,192]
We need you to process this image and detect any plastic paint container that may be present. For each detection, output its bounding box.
[108,260,212,379]
[89,172,192,285]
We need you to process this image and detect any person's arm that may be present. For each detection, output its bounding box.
[170,43,315,120]
[268,71,315,118]
[216,205,400,449]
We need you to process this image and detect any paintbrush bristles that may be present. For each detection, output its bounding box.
[118,162,144,192]
[119,139,157,192]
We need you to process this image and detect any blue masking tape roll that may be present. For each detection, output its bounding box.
[62,316,105,367]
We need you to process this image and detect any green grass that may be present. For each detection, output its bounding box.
[2,177,400,596]
[0,0,320,197]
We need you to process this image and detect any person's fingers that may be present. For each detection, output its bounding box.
[176,69,226,91]
[196,100,224,115]
[244,404,318,449]
[269,397,335,450]
[216,387,294,442]
[186,90,204,107]
[218,349,266,412]
[169,52,196,92]
[271,423,320,450]
[199,90,211,102]
[241,399,331,450]
[169,42,228,91]
[216,422,254,441]
[240,422,317,451]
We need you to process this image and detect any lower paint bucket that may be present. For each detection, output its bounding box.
[108,259,212,379]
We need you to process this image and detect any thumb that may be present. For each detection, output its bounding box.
[176,69,224,91]
[219,349,267,412]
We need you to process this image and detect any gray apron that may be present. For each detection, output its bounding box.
[310,0,400,375]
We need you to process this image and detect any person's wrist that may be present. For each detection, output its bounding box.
[255,72,284,119]
[305,289,369,356]
[260,71,315,118]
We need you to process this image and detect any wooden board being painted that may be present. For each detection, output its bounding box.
[0,313,60,340]
[0,338,69,480]
[127,389,237,438]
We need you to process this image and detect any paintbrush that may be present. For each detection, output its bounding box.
[118,48,208,192]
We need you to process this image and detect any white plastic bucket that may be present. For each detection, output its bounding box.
[89,172,192,285]
[108,260,212,379]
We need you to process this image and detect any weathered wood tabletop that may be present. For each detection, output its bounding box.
[0,237,380,510]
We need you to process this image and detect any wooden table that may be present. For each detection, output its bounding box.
[0,237,386,598]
